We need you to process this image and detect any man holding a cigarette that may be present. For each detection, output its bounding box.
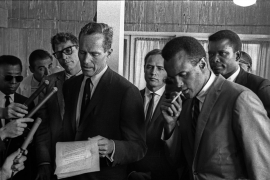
[0,55,36,180]
[161,36,270,180]
[128,49,181,180]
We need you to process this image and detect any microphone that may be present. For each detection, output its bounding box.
[25,87,58,118]
[24,80,49,106]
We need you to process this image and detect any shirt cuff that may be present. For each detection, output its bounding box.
[106,140,115,162]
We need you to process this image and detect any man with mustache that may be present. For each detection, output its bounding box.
[208,30,270,117]
[34,32,82,180]
[61,22,146,180]
[161,36,270,179]
[0,55,35,180]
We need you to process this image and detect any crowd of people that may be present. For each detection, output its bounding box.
[0,21,270,180]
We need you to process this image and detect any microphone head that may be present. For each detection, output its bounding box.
[53,87,58,92]
[44,80,50,85]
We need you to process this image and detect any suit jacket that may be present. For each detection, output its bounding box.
[235,67,270,117]
[179,75,270,180]
[35,71,66,165]
[0,93,36,180]
[62,67,147,180]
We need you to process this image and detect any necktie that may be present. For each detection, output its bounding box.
[192,97,200,135]
[80,78,92,122]
[5,95,10,107]
[146,93,156,123]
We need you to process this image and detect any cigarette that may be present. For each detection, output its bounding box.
[171,91,182,103]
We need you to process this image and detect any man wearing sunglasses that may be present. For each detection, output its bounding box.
[0,55,36,180]
[34,32,82,180]
[208,30,270,118]
[17,49,53,105]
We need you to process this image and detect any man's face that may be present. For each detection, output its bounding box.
[30,58,53,82]
[144,54,167,92]
[78,34,111,77]
[164,50,206,99]
[54,40,80,72]
[239,61,251,73]
[0,64,22,95]
[208,39,240,78]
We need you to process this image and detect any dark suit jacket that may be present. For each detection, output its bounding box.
[35,71,66,165]
[235,67,270,117]
[179,75,270,180]
[0,93,36,180]
[62,68,147,180]
[129,89,179,180]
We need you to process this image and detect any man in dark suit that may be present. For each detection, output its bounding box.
[161,36,270,179]
[35,32,82,180]
[208,30,270,117]
[0,55,35,180]
[128,49,180,180]
[61,22,147,180]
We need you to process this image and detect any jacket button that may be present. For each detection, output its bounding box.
[193,171,198,175]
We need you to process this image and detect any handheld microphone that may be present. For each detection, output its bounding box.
[24,80,49,106]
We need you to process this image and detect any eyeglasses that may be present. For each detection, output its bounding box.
[4,75,23,82]
[53,45,78,59]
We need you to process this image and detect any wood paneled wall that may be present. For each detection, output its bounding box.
[0,0,96,77]
[125,0,270,35]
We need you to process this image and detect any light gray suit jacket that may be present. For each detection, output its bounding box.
[179,75,270,180]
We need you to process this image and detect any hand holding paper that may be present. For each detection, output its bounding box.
[90,135,114,158]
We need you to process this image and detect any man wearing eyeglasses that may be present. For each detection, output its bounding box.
[208,30,270,118]
[0,55,36,180]
[34,32,82,180]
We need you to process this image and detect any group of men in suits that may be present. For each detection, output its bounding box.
[1,21,270,180]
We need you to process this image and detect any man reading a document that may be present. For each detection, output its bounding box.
[62,22,147,180]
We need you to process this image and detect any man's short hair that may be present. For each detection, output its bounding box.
[208,30,242,52]
[29,49,53,68]
[144,49,162,65]
[51,32,78,52]
[240,51,252,66]
[79,22,113,52]
[162,36,206,66]
[0,55,22,70]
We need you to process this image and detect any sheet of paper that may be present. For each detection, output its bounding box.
[54,140,100,179]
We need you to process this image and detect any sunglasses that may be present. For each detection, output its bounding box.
[53,45,78,59]
[4,75,23,82]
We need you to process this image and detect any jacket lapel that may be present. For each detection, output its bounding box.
[76,68,112,136]
[193,75,225,167]
[56,71,65,119]
[151,92,165,123]
[71,74,84,133]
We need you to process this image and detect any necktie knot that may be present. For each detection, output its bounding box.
[5,95,11,107]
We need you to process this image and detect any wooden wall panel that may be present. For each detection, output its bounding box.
[125,0,270,35]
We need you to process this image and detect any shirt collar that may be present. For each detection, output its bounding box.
[0,90,14,105]
[227,66,240,82]
[145,85,165,97]
[196,72,216,103]
[83,65,108,86]
[31,75,40,87]
[65,69,82,80]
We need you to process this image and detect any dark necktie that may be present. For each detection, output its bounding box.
[4,95,11,126]
[192,97,200,135]
[146,93,156,123]
[80,78,92,121]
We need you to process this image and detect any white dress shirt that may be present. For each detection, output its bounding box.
[0,91,14,127]
[144,85,165,119]
[196,72,216,110]
[227,66,240,82]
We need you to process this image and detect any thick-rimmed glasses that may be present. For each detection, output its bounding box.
[4,75,23,82]
[53,45,78,59]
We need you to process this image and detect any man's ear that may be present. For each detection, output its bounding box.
[236,51,241,62]
[107,49,113,58]
[29,66,34,73]
[198,57,207,69]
